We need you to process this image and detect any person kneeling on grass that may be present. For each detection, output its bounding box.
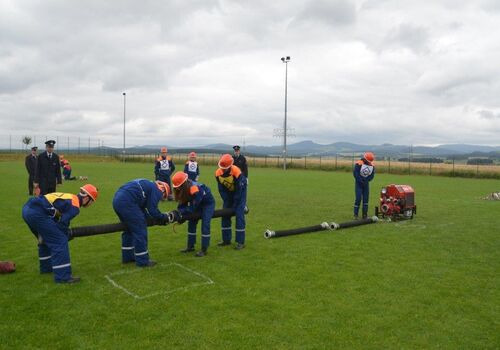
[113,179,170,267]
[215,154,247,250]
[171,171,215,257]
[62,160,76,181]
[22,185,98,284]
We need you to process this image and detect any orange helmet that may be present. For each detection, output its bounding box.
[155,181,171,199]
[189,152,196,158]
[160,147,167,153]
[172,172,188,188]
[218,154,234,169]
[363,152,375,162]
[80,184,99,201]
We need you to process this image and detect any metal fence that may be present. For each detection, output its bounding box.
[2,134,498,179]
[121,153,500,179]
[0,134,113,156]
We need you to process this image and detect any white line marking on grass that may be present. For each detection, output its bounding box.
[104,262,214,300]
[104,275,141,299]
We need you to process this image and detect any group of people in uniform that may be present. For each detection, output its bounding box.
[22,142,249,283]
[24,140,81,196]
[21,140,375,285]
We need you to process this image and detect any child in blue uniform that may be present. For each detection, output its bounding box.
[215,154,247,250]
[22,184,98,283]
[154,147,175,200]
[183,152,200,181]
[171,172,215,257]
[353,152,375,219]
[113,179,170,267]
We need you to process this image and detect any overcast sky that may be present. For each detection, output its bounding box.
[1,0,499,148]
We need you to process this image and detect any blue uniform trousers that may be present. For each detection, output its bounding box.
[354,182,369,217]
[221,190,247,244]
[186,201,216,251]
[22,199,72,282]
[113,190,151,266]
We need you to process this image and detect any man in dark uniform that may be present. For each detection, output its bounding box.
[34,140,62,195]
[232,145,248,181]
[25,146,38,195]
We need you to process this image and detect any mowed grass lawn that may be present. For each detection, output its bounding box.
[0,159,499,349]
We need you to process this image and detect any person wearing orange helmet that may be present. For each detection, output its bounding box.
[215,153,248,250]
[112,179,171,267]
[154,147,175,200]
[62,160,76,181]
[183,152,200,181]
[171,171,215,257]
[353,152,376,219]
[22,184,99,283]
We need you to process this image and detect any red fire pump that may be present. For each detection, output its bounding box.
[375,184,416,219]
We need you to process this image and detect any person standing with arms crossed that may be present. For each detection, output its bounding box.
[34,140,62,195]
[25,146,38,196]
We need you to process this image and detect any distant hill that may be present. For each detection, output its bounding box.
[127,141,500,158]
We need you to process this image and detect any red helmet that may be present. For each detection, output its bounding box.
[363,152,375,162]
[172,172,188,188]
[189,152,197,158]
[161,147,167,153]
[218,154,234,169]
[155,181,171,199]
[80,184,99,201]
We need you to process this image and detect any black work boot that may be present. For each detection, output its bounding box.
[217,241,231,247]
[59,276,81,284]
[195,249,207,257]
[234,243,246,250]
[180,247,195,253]
[139,260,157,267]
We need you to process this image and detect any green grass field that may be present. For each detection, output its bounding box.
[1,160,499,349]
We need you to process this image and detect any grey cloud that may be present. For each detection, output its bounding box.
[293,0,356,27]
[383,23,430,54]
[477,110,500,119]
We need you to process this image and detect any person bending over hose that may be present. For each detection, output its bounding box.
[171,172,215,257]
[112,179,170,267]
[22,185,98,284]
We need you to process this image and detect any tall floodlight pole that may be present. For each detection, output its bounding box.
[122,92,126,161]
[281,56,291,170]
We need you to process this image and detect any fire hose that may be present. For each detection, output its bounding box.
[264,216,378,239]
[69,207,249,238]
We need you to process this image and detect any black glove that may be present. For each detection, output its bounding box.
[173,210,187,224]
[157,215,169,226]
